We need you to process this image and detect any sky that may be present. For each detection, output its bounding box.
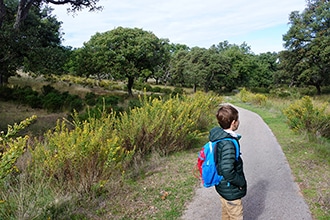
[52,0,308,54]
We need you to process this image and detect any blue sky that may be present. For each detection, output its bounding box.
[52,0,307,54]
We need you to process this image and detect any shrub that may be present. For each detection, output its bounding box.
[134,82,152,92]
[30,113,133,193]
[97,95,121,106]
[283,96,330,138]
[12,86,37,104]
[25,94,42,108]
[84,92,97,106]
[128,98,142,109]
[150,86,161,93]
[117,92,223,158]
[64,95,84,112]
[237,88,267,105]
[42,92,64,112]
[172,87,184,96]
[42,85,57,96]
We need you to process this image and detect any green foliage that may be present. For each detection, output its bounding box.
[42,89,84,113]
[79,95,124,120]
[84,92,98,106]
[280,0,330,94]
[169,42,276,93]
[283,96,330,138]
[77,27,170,95]
[0,3,68,84]
[0,115,36,181]
[134,82,153,92]
[0,85,84,112]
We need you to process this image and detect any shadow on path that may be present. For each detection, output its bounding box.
[243,179,269,220]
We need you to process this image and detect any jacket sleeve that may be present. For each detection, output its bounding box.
[217,140,246,187]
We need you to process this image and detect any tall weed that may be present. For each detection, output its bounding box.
[117,92,222,157]
[0,116,36,182]
[30,112,132,193]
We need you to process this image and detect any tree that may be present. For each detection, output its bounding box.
[279,0,330,94]
[244,52,278,89]
[0,1,67,85]
[79,27,169,96]
[0,0,102,30]
[211,42,253,91]
[168,48,190,87]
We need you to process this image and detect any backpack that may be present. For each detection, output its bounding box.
[196,138,240,187]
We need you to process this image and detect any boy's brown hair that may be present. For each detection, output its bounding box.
[216,105,239,129]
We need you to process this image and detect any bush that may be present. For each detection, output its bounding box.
[12,86,38,104]
[42,92,64,112]
[151,86,161,93]
[84,92,97,106]
[172,87,184,96]
[117,92,223,158]
[237,88,267,105]
[64,94,84,112]
[283,96,330,138]
[42,85,57,96]
[25,94,42,108]
[30,113,132,193]
[134,82,152,92]
[40,88,85,113]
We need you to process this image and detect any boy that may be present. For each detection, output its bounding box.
[209,104,247,220]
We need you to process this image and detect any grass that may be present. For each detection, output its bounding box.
[229,96,330,219]
[0,101,67,136]
[103,150,199,219]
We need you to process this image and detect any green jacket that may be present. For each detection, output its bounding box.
[209,126,247,201]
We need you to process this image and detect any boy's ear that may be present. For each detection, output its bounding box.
[229,120,236,129]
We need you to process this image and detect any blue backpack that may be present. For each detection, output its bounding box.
[197,138,240,188]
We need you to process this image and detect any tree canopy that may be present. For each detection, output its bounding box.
[0,0,69,85]
[73,27,170,95]
[0,0,102,30]
[279,0,330,94]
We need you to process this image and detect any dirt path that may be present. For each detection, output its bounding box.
[181,106,312,220]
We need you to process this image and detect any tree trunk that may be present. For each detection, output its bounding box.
[0,0,5,29]
[0,73,8,86]
[315,84,321,95]
[14,0,34,30]
[127,76,134,96]
[193,84,197,93]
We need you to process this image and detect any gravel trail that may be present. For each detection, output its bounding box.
[181,107,312,220]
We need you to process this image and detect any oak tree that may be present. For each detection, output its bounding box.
[280,0,330,94]
[78,27,169,96]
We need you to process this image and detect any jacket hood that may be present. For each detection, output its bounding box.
[209,126,233,142]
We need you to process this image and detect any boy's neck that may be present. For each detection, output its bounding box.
[224,129,238,137]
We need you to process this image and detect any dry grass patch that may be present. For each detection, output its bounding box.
[0,101,66,136]
[101,149,199,219]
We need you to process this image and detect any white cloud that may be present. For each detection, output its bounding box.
[53,0,307,53]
